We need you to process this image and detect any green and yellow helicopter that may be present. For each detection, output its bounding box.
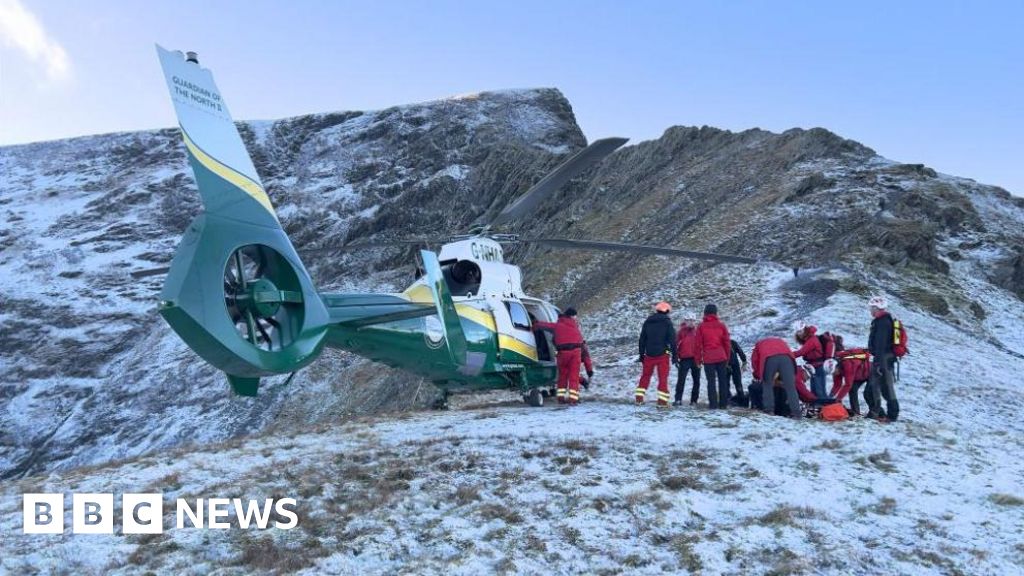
[145,46,754,407]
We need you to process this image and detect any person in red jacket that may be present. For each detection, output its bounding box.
[792,321,828,400]
[750,337,802,418]
[695,304,731,409]
[673,313,701,407]
[830,339,872,416]
[538,307,590,405]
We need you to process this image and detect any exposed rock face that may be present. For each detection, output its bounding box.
[1,87,1021,479]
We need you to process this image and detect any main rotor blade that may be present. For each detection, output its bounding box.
[518,237,758,264]
[489,137,628,227]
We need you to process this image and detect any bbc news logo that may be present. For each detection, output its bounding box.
[23,493,298,534]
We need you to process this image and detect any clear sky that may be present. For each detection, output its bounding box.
[1,0,1021,193]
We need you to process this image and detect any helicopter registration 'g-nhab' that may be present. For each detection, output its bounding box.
[145,45,755,407]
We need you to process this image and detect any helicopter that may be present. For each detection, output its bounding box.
[144,45,756,407]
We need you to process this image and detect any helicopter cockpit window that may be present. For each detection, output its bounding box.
[504,301,531,331]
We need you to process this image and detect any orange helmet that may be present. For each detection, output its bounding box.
[654,301,672,313]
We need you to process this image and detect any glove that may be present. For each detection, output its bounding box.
[638,355,645,363]
[824,359,836,375]
[580,376,590,390]
[586,369,594,378]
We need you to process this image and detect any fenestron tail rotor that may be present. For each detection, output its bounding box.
[223,245,306,352]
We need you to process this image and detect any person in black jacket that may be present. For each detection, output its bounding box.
[636,302,677,407]
[866,296,900,421]
[726,339,748,406]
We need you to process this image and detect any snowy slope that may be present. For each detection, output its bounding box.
[2,86,1024,575]
[2,279,1022,575]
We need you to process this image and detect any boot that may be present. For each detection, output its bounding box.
[672,400,682,407]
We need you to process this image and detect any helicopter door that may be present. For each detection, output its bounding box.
[522,301,556,362]
[490,298,538,362]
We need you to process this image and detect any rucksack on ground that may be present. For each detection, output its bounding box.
[820,402,849,421]
[892,318,909,358]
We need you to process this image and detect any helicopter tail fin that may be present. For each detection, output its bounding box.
[154,45,329,394]
[420,250,485,376]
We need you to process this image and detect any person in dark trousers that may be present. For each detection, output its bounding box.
[726,339,748,405]
[695,304,731,409]
[636,302,677,407]
[866,296,900,421]
[750,337,802,419]
[673,313,700,406]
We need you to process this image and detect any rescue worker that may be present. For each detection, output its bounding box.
[750,337,802,419]
[637,302,677,407]
[726,339,748,406]
[791,321,828,401]
[829,336,873,416]
[543,307,590,406]
[672,313,700,407]
[866,296,900,421]
[695,303,731,409]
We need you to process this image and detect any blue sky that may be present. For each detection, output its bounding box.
[1,0,1021,193]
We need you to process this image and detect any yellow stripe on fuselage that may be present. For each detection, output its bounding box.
[499,334,538,361]
[402,284,497,331]
[402,283,536,359]
[181,129,277,219]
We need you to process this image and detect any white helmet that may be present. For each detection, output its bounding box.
[869,295,888,309]
[790,319,807,333]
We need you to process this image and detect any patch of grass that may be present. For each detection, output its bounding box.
[232,534,325,573]
[475,503,524,525]
[454,484,482,505]
[555,438,600,456]
[817,438,842,450]
[622,553,652,568]
[670,533,703,572]
[797,460,820,474]
[877,497,898,515]
[561,525,583,548]
[855,449,897,473]
[661,474,700,491]
[483,526,510,541]
[755,505,821,527]
[988,493,1024,506]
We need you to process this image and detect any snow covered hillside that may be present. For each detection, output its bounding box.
[2,85,1024,574]
[2,282,1022,575]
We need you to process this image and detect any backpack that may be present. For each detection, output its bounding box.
[817,332,836,360]
[820,402,849,421]
[837,348,871,382]
[892,318,908,358]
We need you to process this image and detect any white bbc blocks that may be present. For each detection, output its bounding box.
[22,493,64,534]
[23,493,164,534]
[123,493,165,534]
